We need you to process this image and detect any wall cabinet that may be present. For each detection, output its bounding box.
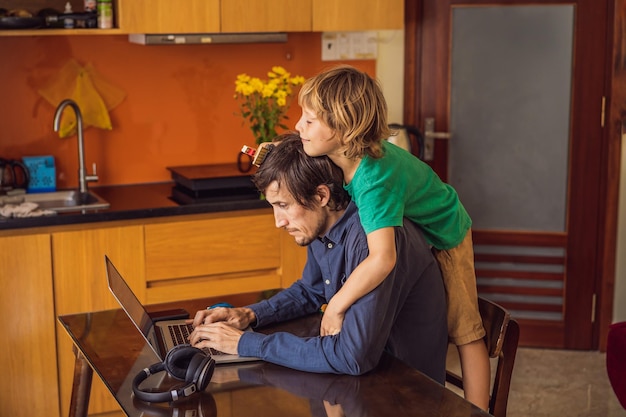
[221,0,312,33]
[0,0,403,36]
[119,0,220,34]
[220,0,404,33]
[126,0,403,34]
[1,209,306,416]
[125,0,403,33]
[313,0,404,31]
[0,234,59,417]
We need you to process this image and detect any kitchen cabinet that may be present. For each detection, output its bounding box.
[144,212,283,303]
[221,0,312,33]
[0,0,402,37]
[143,210,306,303]
[52,225,145,417]
[52,210,305,416]
[125,0,402,34]
[313,0,404,31]
[0,208,305,417]
[220,0,404,33]
[119,0,220,34]
[0,233,59,417]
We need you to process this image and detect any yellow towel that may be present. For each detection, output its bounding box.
[38,59,126,138]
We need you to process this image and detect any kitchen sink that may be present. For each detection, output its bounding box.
[0,190,110,213]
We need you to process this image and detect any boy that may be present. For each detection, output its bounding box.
[294,64,490,409]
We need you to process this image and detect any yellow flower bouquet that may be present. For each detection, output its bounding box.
[234,66,305,144]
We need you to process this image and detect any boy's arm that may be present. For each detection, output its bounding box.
[321,227,397,336]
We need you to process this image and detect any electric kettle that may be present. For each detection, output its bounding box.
[387,124,425,160]
[0,158,30,191]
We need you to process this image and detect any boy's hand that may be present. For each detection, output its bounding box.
[320,301,345,336]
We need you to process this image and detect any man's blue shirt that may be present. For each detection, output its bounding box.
[238,202,448,383]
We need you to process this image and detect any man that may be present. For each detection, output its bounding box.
[188,133,448,383]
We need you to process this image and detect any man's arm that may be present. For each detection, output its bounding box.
[189,248,326,352]
[189,279,325,354]
[237,264,400,375]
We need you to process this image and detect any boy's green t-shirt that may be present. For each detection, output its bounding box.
[344,141,471,250]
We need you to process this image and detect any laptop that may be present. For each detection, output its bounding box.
[105,255,259,364]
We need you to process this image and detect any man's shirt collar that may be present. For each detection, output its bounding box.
[317,202,358,247]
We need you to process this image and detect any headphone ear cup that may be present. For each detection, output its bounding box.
[186,353,215,392]
[164,344,200,380]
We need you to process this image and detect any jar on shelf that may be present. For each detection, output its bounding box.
[84,0,96,12]
[96,0,113,29]
[63,2,74,29]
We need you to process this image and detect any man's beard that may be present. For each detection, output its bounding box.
[293,213,327,247]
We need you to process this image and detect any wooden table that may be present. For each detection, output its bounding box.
[58,292,490,417]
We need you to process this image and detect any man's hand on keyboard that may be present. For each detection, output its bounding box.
[188,322,243,355]
[190,306,256,329]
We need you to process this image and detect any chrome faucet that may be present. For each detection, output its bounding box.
[53,99,98,193]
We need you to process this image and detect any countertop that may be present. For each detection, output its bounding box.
[0,182,270,231]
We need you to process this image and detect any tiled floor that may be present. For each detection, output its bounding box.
[446,346,626,417]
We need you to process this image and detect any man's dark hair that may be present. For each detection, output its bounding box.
[252,132,351,211]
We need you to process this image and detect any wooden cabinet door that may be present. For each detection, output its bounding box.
[0,234,59,417]
[312,0,404,31]
[52,225,145,417]
[144,213,282,303]
[221,0,311,32]
[120,0,220,33]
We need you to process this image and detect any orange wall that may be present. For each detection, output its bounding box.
[0,33,375,188]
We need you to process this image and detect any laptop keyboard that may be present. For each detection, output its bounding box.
[168,323,225,356]
[169,323,194,345]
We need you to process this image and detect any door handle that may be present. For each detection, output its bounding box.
[424,117,451,161]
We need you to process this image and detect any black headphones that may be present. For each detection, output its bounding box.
[132,344,215,403]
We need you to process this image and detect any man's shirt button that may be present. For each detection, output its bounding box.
[325,279,330,285]
[327,242,333,249]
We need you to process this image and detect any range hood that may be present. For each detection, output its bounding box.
[128,33,288,45]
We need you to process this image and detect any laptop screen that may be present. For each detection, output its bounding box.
[105,256,160,353]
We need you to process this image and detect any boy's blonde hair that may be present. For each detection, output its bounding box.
[298,65,390,159]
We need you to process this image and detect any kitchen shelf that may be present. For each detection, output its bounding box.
[0,28,124,36]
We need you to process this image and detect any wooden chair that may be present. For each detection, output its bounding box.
[446,297,520,417]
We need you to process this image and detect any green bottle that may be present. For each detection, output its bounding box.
[97,0,113,29]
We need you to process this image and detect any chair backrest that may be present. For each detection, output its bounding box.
[446,297,520,417]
